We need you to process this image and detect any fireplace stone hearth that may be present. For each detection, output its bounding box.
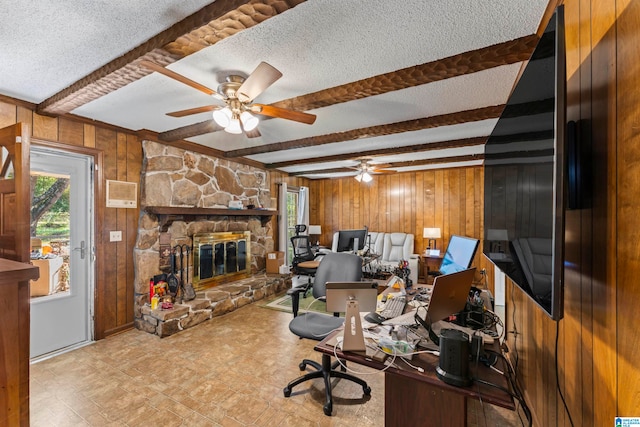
[136,274,290,337]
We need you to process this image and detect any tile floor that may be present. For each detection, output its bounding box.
[30,299,522,426]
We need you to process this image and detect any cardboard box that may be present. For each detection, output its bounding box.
[266,251,285,274]
[31,256,64,297]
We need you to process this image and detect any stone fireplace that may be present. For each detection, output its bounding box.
[132,141,287,337]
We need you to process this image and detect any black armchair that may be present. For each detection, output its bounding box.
[283,252,371,416]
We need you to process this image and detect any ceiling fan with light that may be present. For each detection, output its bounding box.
[351,159,396,182]
[140,60,316,138]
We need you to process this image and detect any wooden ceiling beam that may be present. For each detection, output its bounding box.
[265,136,487,168]
[270,35,538,112]
[225,105,503,157]
[289,154,485,176]
[37,0,305,116]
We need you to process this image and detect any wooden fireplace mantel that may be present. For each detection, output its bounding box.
[144,206,278,231]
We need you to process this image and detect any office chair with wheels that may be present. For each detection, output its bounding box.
[290,225,324,294]
[283,252,371,416]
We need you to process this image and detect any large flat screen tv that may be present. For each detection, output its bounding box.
[483,7,565,320]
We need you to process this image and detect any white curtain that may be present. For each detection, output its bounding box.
[278,183,288,265]
[298,186,309,230]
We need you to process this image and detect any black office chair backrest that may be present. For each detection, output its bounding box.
[291,235,315,265]
[312,252,363,299]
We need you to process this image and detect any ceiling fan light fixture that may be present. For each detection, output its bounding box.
[354,172,363,182]
[240,111,259,131]
[225,117,243,134]
[361,171,373,183]
[213,107,232,127]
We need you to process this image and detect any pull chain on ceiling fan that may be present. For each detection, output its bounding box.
[140,60,316,138]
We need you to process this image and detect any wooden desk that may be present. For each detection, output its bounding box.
[315,331,514,426]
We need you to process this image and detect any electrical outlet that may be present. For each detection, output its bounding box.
[109,231,122,242]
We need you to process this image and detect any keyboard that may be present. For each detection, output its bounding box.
[380,296,407,319]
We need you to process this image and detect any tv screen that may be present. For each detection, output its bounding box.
[483,7,565,320]
[440,235,480,275]
[336,229,368,252]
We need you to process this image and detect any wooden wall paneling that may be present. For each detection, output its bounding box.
[576,0,595,419]
[95,127,118,334]
[83,124,96,148]
[563,0,586,423]
[351,177,360,227]
[32,112,58,140]
[389,173,400,231]
[405,173,415,233]
[415,171,425,251]
[115,133,128,326]
[0,102,16,127]
[378,175,388,231]
[58,118,84,146]
[434,169,445,240]
[616,0,640,417]
[590,0,618,425]
[125,135,141,325]
[16,106,31,127]
[474,167,484,253]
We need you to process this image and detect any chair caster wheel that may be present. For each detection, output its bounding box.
[363,385,372,395]
[299,362,306,371]
[323,402,332,416]
[283,387,291,398]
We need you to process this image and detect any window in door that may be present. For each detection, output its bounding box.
[30,172,70,298]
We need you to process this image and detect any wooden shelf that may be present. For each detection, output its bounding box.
[144,206,278,231]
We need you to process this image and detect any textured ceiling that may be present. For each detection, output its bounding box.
[0,0,554,179]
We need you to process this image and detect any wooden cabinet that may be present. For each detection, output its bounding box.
[419,254,443,283]
[0,258,39,426]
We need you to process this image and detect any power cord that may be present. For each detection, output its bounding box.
[555,320,575,427]
[332,340,397,375]
[485,348,532,427]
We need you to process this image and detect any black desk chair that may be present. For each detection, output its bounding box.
[291,231,325,295]
[283,252,371,416]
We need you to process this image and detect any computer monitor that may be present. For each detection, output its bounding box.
[336,228,368,252]
[439,235,480,275]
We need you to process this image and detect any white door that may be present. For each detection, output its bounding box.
[30,147,94,360]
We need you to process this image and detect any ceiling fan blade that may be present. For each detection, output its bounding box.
[372,169,397,175]
[370,163,392,169]
[245,128,261,138]
[252,104,316,125]
[236,62,283,103]
[166,105,217,117]
[140,60,219,97]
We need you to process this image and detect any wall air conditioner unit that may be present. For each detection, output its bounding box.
[106,180,138,208]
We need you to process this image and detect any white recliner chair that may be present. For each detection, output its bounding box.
[378,232,419,284]
[366,231,385,255]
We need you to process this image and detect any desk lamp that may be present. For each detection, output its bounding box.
[423,227,441,256]
[308,225,322,246]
